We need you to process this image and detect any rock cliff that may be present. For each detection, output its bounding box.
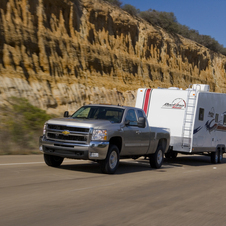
[1,0,226,114]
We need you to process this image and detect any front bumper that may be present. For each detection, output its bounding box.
[39,136,109,160]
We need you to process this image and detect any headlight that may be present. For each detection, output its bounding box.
[92,129,107,141]
[43,122,47,135]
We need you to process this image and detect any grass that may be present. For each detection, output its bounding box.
[0,97,55,155]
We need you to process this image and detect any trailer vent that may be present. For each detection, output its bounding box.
[192,84,209,92]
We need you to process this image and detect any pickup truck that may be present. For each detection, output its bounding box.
[39,104,170,174]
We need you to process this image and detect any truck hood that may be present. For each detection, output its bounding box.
[47,117,116,129]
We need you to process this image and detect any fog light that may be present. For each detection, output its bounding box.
[90,153,99,157]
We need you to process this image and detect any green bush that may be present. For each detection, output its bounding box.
[122,4,140,16]
[138,8,226,55]
[0,97,54,155]
[103,0,122,7]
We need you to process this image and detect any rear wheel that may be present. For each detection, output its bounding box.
[218,150,223,163]
[211,151,219,164]
[150,145,163,169]
[100,145,119,174]
[44,154,64,167]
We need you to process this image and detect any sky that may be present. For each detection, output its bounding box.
[122,0,226,47]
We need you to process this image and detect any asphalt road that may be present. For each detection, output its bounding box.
[1,154,226,226]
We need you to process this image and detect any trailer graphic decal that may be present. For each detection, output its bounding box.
[142,89,151,115]
[162,98,186,110]
[193,126,203,134]
[205,119,218,133]
[194,118,226,134]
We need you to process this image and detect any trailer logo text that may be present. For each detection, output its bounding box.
[162,98,186,110]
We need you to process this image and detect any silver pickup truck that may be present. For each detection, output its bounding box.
[39,104,170,174]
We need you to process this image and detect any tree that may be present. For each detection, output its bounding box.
[122,4,140,16]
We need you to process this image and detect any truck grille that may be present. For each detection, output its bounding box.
[46,124,90,144]
[47,133,87,142]
[48,124,89,133]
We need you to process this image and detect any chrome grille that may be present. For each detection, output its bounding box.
[46,124,90,144]
[48,124,89,133]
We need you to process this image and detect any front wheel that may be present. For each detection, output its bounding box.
[100,145,119,174]
[44,154,64,167]
[150,145,164,169]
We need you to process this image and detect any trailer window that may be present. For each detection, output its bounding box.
[215,114,219,123]
[224,115,226,125]
[199,108,204,121]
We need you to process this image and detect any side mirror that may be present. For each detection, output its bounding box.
[64,111,69,117]
[137,117,145,128]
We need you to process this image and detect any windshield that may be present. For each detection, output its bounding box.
[71,106,124,123]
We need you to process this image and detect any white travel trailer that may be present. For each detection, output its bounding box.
[135,84,226,163]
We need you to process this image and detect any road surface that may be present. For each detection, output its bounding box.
[1,154,226,226]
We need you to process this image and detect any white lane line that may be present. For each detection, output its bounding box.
[0,160,76,166]
[0,162,44,166]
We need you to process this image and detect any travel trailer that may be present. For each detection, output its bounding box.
[135,84,226,163]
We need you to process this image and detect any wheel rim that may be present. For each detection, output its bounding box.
[157,149,163,165]
[109,150,118,169]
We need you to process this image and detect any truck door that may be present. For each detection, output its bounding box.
[136,109,150,154]
[122,109,141,155]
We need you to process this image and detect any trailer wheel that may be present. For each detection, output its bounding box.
[44,154,64,167]
[218,150,223,163]
[211,151,219,164]
[150,145,163,169]
[100,145,119,174]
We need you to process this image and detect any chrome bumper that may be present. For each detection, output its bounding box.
[39,136,109,160]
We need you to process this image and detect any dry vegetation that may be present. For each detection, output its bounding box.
[104,0,226,55]
[0,97,55,155]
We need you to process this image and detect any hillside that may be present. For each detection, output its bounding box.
[1,0,226,114]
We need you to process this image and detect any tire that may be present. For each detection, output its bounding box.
[150,145,164,169]
[218,150,223,163]
[44,154,64,167]
[211,151,219,164]
[100,145,119,174]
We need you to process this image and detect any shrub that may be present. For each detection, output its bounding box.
[0,97,54,155]
[139,8,226,55]
[122,4,140,16]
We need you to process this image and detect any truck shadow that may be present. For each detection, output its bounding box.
[60,158,154,174]
[164,154,226,167]
[59,155,226,174]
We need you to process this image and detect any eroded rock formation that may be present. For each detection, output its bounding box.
[1,0,226,114]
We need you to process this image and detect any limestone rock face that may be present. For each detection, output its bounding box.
[1,0,226,114]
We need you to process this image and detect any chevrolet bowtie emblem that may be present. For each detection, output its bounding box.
[62,130,70,135]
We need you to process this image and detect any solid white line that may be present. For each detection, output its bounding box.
[0,160,76,166]
[0,162,44,166]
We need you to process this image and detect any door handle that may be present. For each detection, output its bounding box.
[136,130,141,134]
